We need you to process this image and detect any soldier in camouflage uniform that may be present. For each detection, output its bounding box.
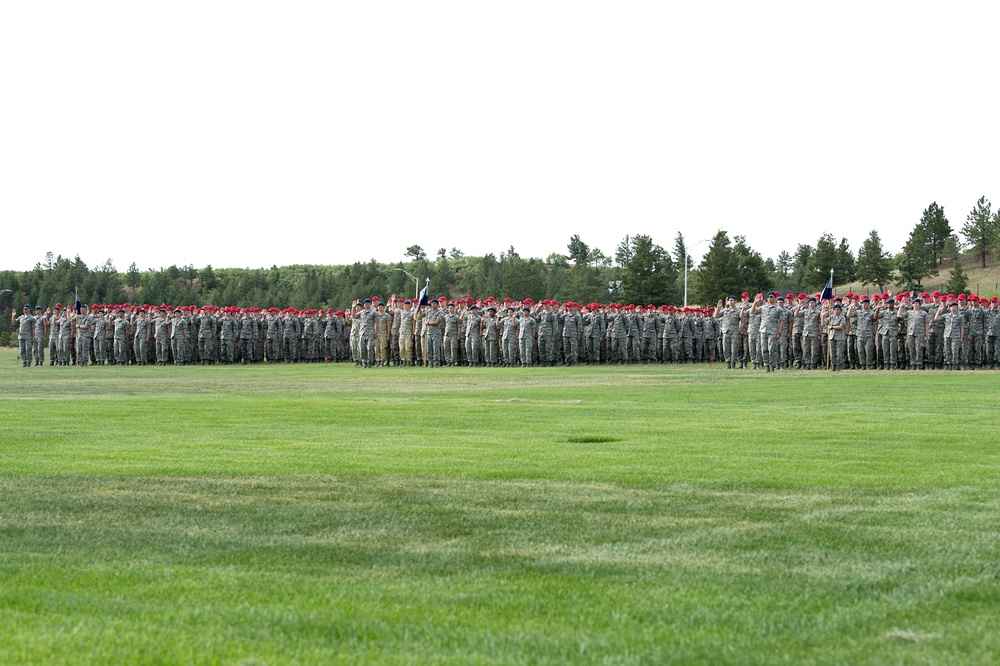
[517,306,536,367]
[30,305,46,366]
[500,307,517,367]
[898,297,929,370]
[14,305,35,367]
[873,297,898,370]
[481,306,499,367]
[800,297,822,370]
[463,303,481,367]
[936,300,965,370]
[58,307,73,366]
[422,300,444,368]
[372,302,391,366]
[48,305,62,365]
[751,292,785,372]
[848,297,875,370]
[986,297,1000,369]
[170,309,188,366]
[441,302,461,367]
[563,302,583,366]
[964,296,986,369]
[826,303,847,371]
[715,296,741,369]
[133,308,150,366]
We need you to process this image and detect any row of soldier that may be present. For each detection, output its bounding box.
[13,290,1000,370]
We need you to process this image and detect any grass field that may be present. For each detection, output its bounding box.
[1,349,999,665]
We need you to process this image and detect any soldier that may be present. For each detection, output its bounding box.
[535,301,555,367]
[421,299,442,368]
[826,303,847,371]
[640,305,660,364]
[476,306,495,367]
[715,296,741,369]
[169,309,187,366]
[30,305,46,366]
[441,302,461,367]
[800,297,822,369]
[282,308,301,363]
[898,297,929,370]
[563,302,583,366]
[48,304,62,365]
[872,297,898,370]
[58,306,73,366]
[964,295,986,369]
[751,292,785,372]
[848,297,875,370]
[936,300,965,370]
[986,297,1000,369]
[72,304,92,367]
[518,305,536,367]
[373,302,392,366]
[132,308,150,366]
[499,306,517,367]
[112,309,129,365]
[92,307,108,366]
[14,304,35,367]
[463,303,481,367]
[218,307,238,364]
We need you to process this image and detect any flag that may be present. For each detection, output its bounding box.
[417,285,430,307]
[74,287,82,314]
[820,269,834,301]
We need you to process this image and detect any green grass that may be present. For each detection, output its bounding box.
[1,349,999,664]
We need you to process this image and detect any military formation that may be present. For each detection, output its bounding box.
[12,290,1000,371]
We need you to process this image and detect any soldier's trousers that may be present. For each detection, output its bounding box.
[350,335,360,364]
[748,332,760,366]
[722,331,739,363]
[171,338,184,365]
[880,335,898,369]
[442,335,459,365]
[792,332,804,366]
[390,334,400,363]
[358,332,374,366]
[964,336,984,368]
[944,337,962,366]
[905,335,924,369]
[706,338,718,362]
[538,335,554,365]
[640,337,657,363]
[464,335,479,365]
[563,337,579,366]
[76,336,93,366]
[285,337,300,363]
[610,337,627,363]
[760,332,779,369]
[518,337,534,366]
[501,337,515,366]
[628,337,640,363]
[238,339,252,363]
[400,335,414,364]
[93,336,107,364]
[829,338,845,370]
[926,331,942,368]
[267,338,281,362]
[116,337,129,364]
[857,334,875,368]
[426,335,443,367]
[483,338,497,364]
[58,336,71,364]
[374,335,388,364]
[134,338,148,365]
[802,334,821,368]
[662,336,678,363]
[588,335,601,364]
[220,339,235,363]
[18,338,32,364]
[680,335,693,362]
[987,336,998,367]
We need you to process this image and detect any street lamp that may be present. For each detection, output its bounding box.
[683,238,711,308]
[395,268,420,300]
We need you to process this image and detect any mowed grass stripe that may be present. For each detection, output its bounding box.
[1,476,999,665]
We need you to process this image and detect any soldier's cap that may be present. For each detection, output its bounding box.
[727,295,736,300]
[403,300,411,305]
[766,291,776,297]
[447,301,455,307]
[34,305,42,310]
[957,294,966,300]
[786,293,794,299]
[138,308,146,312]
[912,297,922,303]
[833,296,842,302]
[776,295,785,301]
[22,304,30,309]
[470,304,478,309]
[376,302,385,308]
[438,296,447,302]
[950,301,959,307]
[741,292,749,298]
[860,298,869,304]
[363,298,372,304]
[487,306,496,312]
[158,308,166,312]
[991,297,999,303]
[808,296,816,302]
[886,298,894,303]
[336,310,345,315]
[119,308,126,313]
[833,304,842,310]
[506,307,514,312]
[921,292,930,298]
[798,293,807,299]
[522,306,530,311]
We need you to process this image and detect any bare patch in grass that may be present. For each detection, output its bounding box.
[566,435,622,444]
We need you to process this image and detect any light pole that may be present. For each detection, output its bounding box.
[683,238,711,308]
[395,268,420,300]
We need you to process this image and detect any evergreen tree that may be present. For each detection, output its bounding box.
[918,201,953,265]
[944,255,969,295]
[896,225,937,291]
[856,229,893,293]
[962,196,998,268]
[694,231,738,304]
[621,235,677,305]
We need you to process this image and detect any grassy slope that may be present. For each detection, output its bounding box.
[1,349,999,664]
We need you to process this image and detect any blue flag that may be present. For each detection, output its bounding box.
[820,270,834,301]
[417,285,429,307]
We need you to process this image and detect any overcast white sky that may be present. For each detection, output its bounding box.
[2,1,998,273]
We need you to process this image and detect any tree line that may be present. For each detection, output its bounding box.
[3,198,998,345]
